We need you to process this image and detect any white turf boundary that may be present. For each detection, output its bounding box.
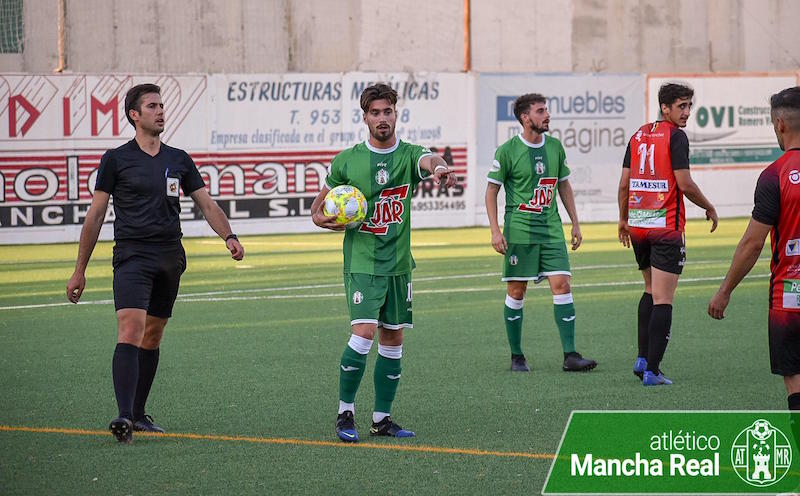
[0,259,770,312]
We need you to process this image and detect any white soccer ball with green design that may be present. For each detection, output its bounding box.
[323,185,368,229]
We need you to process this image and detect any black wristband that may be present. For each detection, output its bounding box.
[225,233,238,242]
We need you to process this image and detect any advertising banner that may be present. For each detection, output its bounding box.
[646,73,799,218]
[543,411,799,494]
[0,72,470,244]
[476,74,645,222]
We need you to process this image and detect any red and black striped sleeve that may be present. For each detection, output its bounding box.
[752,165,780,226]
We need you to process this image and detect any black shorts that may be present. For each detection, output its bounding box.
[768,309,800,376]
[112,241,186,318]
[630,228,686,275]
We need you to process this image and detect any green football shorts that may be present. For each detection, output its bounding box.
[344,273,413,330]
[502,242,571,283]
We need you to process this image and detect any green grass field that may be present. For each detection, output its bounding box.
[0,218,786,495]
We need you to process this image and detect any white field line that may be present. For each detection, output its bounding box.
[0,267,770,311]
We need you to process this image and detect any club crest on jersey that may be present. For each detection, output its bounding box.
[359,184,410,235]
[518,177,558,214]
[509,255,518,266]
[787,239,800,256]
[353,291,363,304]
[375,168,389,185]
[535,161,545,175]
[789,169,800,185]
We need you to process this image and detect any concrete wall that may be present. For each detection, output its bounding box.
[2,0,799,73]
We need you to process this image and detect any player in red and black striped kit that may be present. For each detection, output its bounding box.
[709,86,800,414]
[619,83,718,386]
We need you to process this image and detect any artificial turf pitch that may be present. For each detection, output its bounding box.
[0,218,784,494]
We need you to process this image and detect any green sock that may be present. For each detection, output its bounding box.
[339,345,368,403]
[554,301,576,353]
[504,300,523,355]
[373,354,402,414]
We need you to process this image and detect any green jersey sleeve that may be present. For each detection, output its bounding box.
[410,143,434,185]
[487,146,506,186]
[326,150,349,189]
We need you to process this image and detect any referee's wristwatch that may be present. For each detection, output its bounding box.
[225,233,238,242]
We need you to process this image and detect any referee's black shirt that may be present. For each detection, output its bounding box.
[95,139,205,243]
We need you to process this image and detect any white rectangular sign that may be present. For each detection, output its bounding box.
[477,74,645,222]
[647,73,799,217]
[0,73,471,244]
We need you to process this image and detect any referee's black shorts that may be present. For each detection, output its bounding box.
[112,241,186,318]
[769,309,800,376]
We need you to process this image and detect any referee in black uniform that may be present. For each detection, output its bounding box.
[66,83,245,443]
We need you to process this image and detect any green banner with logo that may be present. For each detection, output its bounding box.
[543,411,799,494]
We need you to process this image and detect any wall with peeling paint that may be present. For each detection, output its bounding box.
[1,0,798,73]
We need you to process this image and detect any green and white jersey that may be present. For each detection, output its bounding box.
[326,140,432,275]
[488,134,571,244]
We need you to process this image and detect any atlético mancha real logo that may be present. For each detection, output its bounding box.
[730,419,792,487]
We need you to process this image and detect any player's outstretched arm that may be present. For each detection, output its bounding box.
[190,188,244,260]
[485,183,507,255]
[420,155,457,187]
[310,185,345,231]
[67,191,110,303]
[558,179,582,250]
[674,169,718,232]
[617,168,631,247]
[708,218,770,319]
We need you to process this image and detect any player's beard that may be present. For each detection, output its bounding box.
[371,123,394,142]
[529,121,549,134]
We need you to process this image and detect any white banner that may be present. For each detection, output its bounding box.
[476,74,645,223]
[0,73,470,244]
[647,73,799,218]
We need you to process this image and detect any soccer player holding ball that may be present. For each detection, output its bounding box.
[311,83,457,442]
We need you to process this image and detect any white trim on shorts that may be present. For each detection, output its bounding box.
[379,321,413,330]
[351,318,379,326]
[501,270,572,283]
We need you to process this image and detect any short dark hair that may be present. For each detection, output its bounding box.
[360,83,398,113]
[771,86,800,132]
[770,86,800,113]
[513,93,547,124]
[658,83,694,108]
[124,83,161,128]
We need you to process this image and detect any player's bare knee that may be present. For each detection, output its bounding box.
[351,323,377,341]
[507,282,527,300]
[552,282,571,295]
[378,327,403,346]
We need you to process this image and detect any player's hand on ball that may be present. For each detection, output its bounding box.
[66,272,85,303]
[312,206,346,231]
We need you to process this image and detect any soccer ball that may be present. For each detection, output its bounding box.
[323,185,368,229]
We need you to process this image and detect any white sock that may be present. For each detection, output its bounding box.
[373,411,390,423]
[339,401,354,415]
[505,294,524,309]
[377,344,402,359]
[553,293,574,305]
[347,334,373,355]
